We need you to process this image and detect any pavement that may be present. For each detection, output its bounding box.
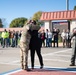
[0,43,76,75]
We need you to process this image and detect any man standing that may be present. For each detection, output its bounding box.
[1,29,9,48]
[66,29,71,48]
[61,29,66,48]
[52,28,59,47]
[70,28,76,66]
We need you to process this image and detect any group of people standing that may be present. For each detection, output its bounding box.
[40,28,76,66]
[61,29,71,48]
[19,20,43,71]
[0,29,21,48]
[40,28,73,48]
[61,28,76,66]
[40,28,59,48]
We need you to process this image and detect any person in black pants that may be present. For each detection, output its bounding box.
[29,20,44,69]
[52,28,59,47]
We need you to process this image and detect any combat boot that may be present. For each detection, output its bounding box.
[69,63,75,66]
[21,56,24,69]
[24,66,31,71]
[21,63,24,69]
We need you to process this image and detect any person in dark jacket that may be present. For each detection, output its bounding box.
[52,28,59,47]
[29,20,44,69]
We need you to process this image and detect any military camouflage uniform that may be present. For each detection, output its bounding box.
[19,24,40,70]
[70,28,76,66]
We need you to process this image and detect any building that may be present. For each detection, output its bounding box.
[40,10,76,32]
[0,28,23,32]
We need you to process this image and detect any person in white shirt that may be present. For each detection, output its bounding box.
[45,29,52,47]
[48,30,52,47]
[61,29,66,48]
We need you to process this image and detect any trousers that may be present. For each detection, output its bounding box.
[19,42,29,69]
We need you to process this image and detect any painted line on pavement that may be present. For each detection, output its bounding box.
[0,68,21,75]
[42,49,71,56]
[0,66,76,75]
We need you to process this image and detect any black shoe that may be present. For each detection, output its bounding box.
[21,66,24,69]
[25,68,31,71]
[69,64,75,66]
[2,46,4,48]
[31,67,34,69]
[40,66,43,69]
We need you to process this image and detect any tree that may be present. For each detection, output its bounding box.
[0,18,3,28]
[9,17,28,27]
[74,6,76,10]
[32,11,44,26]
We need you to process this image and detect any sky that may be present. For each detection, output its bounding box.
[0,0,76,27]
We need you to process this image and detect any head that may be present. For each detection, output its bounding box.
[31,20,36,25]
[43,29,45,32]
[63,29,65,32]
[4,29,7,32]
[46,29,48,32]
[66,29,69,32]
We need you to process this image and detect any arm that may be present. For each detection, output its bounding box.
[70,33,75,40]
[29,24,40,31]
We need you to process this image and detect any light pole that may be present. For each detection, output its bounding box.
[66,0,69,10]
[66,0,70,31]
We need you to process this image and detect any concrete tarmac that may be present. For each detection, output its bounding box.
[0,46,76,74]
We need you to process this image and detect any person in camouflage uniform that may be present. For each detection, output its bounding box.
[19,20,40,71]
[70,28,76,66]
